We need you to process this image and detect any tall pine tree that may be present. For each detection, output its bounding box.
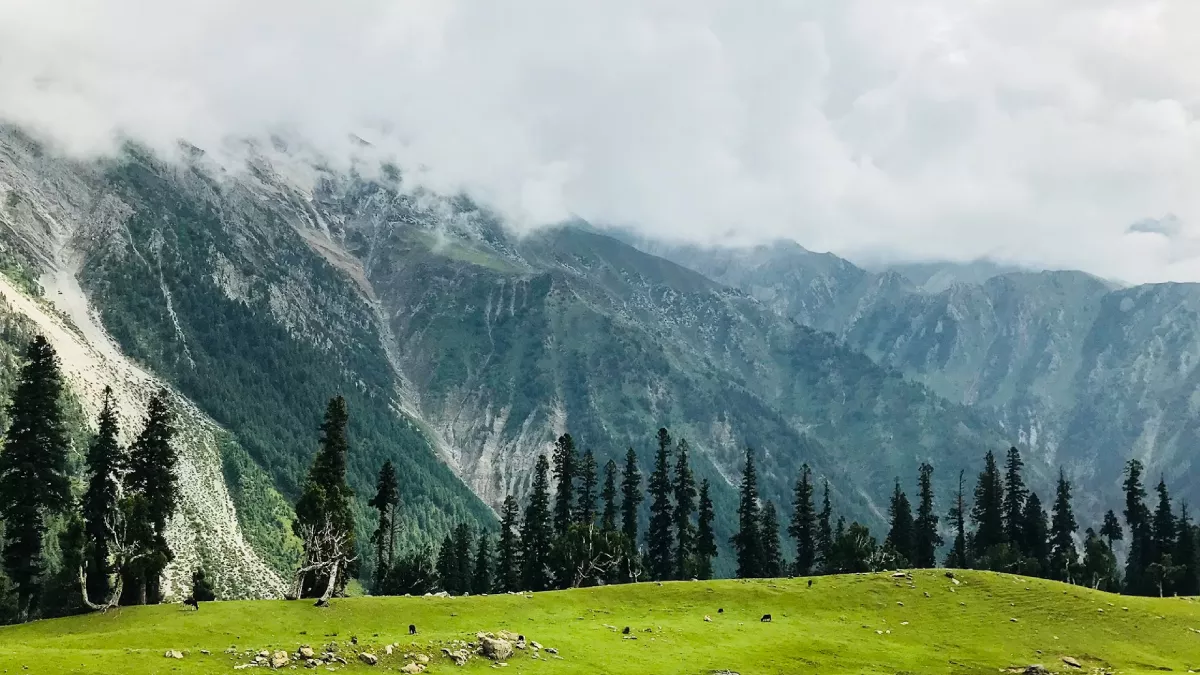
[294,396,355,600]
[575,449,598,527]
[1003,447,1028,552]
[1100,510,1123,550]
[946,470,969,569]
[672,438,697,580]
[368,460,400,590]
[970,450,1006,561]
[1152,478,1176,566]
[620,448,642,545]
[600,460,619,534]
[451,523,473,595]
[646,428,675,581]
[759,502,785,578]
[521,455,554,591]
[913,463,942,568]
[817,480,834,573]
[473,532,493,595]
[81,386,123,606]
[732,447,762,579]
[1048,470,1078,582]
[1123,459,1153,595]
[788,464,817,575]
[0,336,71,620]
[497,495,522,592]
[1022,491,1050,575]
[1175,503,1199,596]
[123,388,179,604]
[695,479,717,580]
[551,434,577,536]
[885,479,914,565]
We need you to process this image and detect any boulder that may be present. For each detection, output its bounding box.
[416,654,430,664]
[441,648,470,666]
[298,646,315,659]
[385,645,394,655]
[498,630,520,641]
[400,663,425,674]
[164,650,184,659]
[1062,656,1082,669]
[481,637,514,661]
[271,650,290,669]
[359,652,378,666]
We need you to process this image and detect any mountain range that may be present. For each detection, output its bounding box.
[0,126,1194,589]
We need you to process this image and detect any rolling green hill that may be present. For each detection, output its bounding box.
[3,571,1199,674]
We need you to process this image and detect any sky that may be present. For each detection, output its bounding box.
[2,0,1200,283]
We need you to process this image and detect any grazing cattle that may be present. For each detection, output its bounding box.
[622,626,631,635]
[760,614,772,623]
[807,579,813,588]
[717,608,724,614]
[409,624,417,635]
[182,596,199,611]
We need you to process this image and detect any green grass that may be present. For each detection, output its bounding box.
[3,571,1200,674]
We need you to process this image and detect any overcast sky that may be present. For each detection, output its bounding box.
[2,0,1199,283]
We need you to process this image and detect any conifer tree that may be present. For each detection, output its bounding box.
[125,388,179,604]
[0,337,70,621]
[620,448,643,545]
[1048,470,1078,582]
[368,460,400,590]
[1003,447,1028,551]
[970,450,1006,561]
[1100,510,1123,550]
[452,523,473,594]
[913,463,942,568]
[521,455,554,591]
[732,447,762,579]
[1123,459,1153,594]
[816,480,834,573]
[672,438,697,580]
[1152,478,1176,565]
[1175,504,1199,597]
[646,428,675,581]
[82,386,123,606]
[190,568,216,602]
[294,396,355,600]
[473,531,493,595]
[788,464,817,575]
[436,534,455,592]
[575,449,598,527]
[600,460,619,534]
[551,434,577,536]
[885,479,914,565]
[946,470,969,569]
[695,479,717,580]
[1081,528,1119,591]
[1022,491,1050,575]
[497,495,522,592]
[759,502,785,578]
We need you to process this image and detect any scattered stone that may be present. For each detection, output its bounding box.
[944,571,955,579]
[531,641,543,650]
[271,651,290,669]
[385,645,394,656]
[704,615,713,622]
[358,653,378,666]
[1010,618,1018,623]
[891,572,907,578]
[164,650,184,659]
[199,650,210,655]
[923,592,930,598]
[299,646,315,659]
[545,648,558,655]
[481,637,514,661]
[897,602,904,606]
[1062,656,1082,669]
[400,663,424,674]
[1024,666,1049,675]
[952,578,961,586]
[498,630,519,641]
[442,648,470,666]
[416,654,430,664]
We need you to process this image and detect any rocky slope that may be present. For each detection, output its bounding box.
[646,240,1200,516]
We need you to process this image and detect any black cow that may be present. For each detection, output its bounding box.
[760,614,772,623]
[182,596,199,611]
[409,624,417,635]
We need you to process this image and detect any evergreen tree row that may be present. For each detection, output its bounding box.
[0,336,183,623]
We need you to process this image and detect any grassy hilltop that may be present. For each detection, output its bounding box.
[3,571,1200,675]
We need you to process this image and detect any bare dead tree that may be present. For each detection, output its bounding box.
[290,520,357,606]
[78,510,148,613]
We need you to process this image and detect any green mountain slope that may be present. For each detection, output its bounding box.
[645,240,1200,517]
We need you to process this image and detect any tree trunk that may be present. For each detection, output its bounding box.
[314,563,340,607]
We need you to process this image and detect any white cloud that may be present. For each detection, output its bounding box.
[2,0,1200,282]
